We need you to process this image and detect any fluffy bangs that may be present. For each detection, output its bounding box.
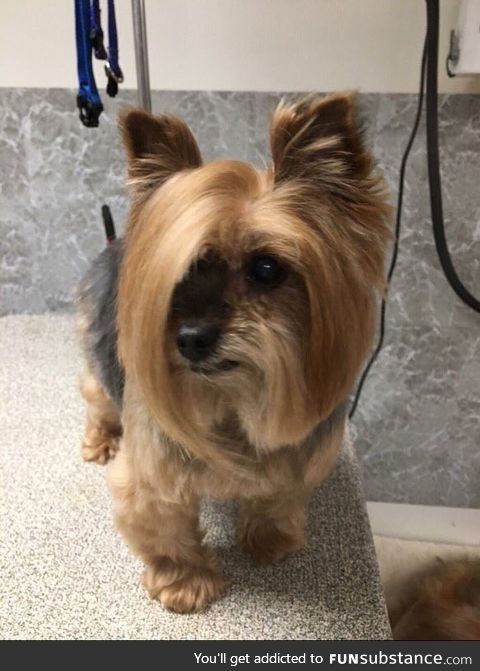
[118,161,263,472]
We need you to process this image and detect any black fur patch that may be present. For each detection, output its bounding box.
[77,240,124,408]
[171,254,231,323]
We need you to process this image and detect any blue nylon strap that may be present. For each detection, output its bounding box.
[106,0,123,80]
[90,0,107,60]
[90,0,101,35]
[75,0,103,126]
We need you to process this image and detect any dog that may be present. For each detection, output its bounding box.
[392,558,480,640]
[76,93,391,613]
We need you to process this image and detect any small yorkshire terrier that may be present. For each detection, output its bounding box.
[77,93,390,613]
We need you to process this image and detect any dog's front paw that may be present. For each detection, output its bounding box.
[81,432,119,465]
[239,521,304,566]
[143,564,229,614]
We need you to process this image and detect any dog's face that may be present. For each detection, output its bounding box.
[170,247,304,376]
[117,95,391,455]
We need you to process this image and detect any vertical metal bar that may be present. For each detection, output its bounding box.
[131,0,152,112]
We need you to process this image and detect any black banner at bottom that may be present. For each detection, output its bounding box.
[1,640,479,669]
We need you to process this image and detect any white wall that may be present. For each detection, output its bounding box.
[1,0,479,93]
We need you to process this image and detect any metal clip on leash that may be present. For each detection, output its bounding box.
[90,0,124,98]
[90,0,124,97]
[105,0,124,98]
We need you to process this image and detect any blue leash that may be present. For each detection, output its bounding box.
[105,0,124,97]
[90,0,108,60]
[75,0,103,127]
[75,0,123,127]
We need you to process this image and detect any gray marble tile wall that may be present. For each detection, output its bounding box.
[1,87,479,507]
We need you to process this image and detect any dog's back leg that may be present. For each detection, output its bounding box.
[80,371,122,465]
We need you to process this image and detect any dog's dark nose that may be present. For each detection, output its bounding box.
[176,323,221,362]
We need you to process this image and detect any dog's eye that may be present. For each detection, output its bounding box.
[247,255,286,288]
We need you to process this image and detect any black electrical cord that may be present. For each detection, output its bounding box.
[348,37,428,420]
[350,0,480,419]
[425,0,480,312]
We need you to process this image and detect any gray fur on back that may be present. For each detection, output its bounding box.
[76,239,124,409]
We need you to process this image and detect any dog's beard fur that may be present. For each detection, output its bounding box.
[116,93,391,472]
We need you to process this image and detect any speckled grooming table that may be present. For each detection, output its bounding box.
[0,315,390,639]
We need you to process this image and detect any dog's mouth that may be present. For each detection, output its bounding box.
[189,359,239,376]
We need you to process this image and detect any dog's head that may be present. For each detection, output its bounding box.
[117,94,391,456]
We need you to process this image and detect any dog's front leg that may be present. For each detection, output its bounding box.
[108,450,228,613]
[237,489,310,566]
[80,371,122,464]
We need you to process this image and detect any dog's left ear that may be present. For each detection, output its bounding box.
[119,108,202,194]
[270,93,371,188]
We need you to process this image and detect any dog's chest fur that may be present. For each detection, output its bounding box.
[192,415,344,501]
[205,404,347,499]
[120,375,347,502]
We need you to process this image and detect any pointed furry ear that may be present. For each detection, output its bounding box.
[270,93,371,188]
[119,108,202,193]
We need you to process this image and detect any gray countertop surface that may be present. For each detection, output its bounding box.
[0,314,391,640]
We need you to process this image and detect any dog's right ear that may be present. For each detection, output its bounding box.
[119,108,202,195]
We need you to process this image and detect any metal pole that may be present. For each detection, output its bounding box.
[131,0,152,112]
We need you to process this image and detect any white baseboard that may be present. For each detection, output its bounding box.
[367,501,480,546]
